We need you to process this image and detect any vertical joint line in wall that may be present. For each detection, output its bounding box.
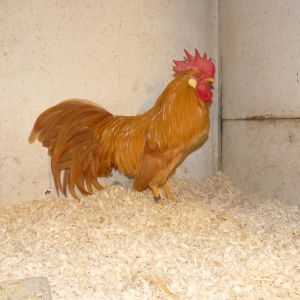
[219,54,223,173]
[211,0,222,176]
[218,0,223,174]
[212,0,219,176]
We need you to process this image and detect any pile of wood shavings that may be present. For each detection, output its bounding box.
[0,175,299,300]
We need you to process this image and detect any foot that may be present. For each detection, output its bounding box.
[150,185,161,203]
[154,195,161,201]
[163,183,175,201]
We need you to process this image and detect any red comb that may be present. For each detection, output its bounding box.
[173,49,215,77]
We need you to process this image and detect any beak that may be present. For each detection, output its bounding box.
[206,77,214,90]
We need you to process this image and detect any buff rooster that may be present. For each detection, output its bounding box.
[29,49,215,201]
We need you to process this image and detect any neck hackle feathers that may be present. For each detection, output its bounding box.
[173,49,215,77]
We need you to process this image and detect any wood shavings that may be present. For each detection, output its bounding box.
[0,277,51,300]
[0,174,299,299]
[217,211,231,221]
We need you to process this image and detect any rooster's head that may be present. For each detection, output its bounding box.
[173,49,215,102]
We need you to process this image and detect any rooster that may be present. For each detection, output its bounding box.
[29,49,215,201]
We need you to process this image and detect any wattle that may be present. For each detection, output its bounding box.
[196,82,213,102]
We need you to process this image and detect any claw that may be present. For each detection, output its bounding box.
[154,195,161,201]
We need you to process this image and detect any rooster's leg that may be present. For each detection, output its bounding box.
[149,185,161,201]
[163,183,174,201]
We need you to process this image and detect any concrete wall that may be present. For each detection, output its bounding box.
[0,0,219,203]
[221,0,300,205]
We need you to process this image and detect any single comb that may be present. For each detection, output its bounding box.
[173,49,215,77]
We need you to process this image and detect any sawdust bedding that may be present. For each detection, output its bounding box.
[0,175,299,300]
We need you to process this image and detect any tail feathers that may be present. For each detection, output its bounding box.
[29,99,113,198]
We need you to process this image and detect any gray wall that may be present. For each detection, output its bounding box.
[0,0,219,204]
[221,0,300,205]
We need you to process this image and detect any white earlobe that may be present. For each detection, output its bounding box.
[188,78,197,89]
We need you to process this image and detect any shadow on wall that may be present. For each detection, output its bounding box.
[138,80,166,114]
[98,80,165,188]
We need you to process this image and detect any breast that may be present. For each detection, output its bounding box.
[181,100,210,153]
